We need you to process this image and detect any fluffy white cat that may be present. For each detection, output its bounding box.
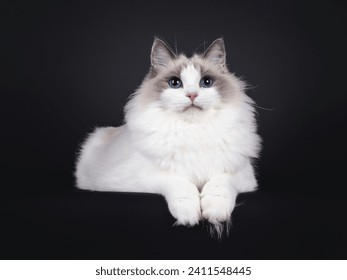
[75,38,261,232]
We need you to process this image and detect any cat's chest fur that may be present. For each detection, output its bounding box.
[135,117,240,188]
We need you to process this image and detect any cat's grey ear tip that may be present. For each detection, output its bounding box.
[203,38,226,55]
[214,37,225,47]
[152,36,161,46]
[152,36,170,50]
[151,36,177,58]
[152,36,167,45]
[209,38,225,52]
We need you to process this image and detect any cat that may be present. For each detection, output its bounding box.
[75,37,261,235]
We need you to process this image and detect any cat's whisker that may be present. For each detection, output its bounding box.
[174,32,178,55]
[193,40,209,55]
[254,105,275,111]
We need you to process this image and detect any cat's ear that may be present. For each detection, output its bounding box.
[151,38,176,69]
[203,38,226,68]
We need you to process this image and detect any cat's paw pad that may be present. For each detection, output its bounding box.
[168,196,201,227]
[201,193,234,224]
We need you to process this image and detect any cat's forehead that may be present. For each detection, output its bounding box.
[180,61,201,83]
[168,55,214,78]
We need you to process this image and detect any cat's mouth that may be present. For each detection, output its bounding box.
[183,104,203,111]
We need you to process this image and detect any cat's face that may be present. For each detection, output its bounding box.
[157,58,222,112]
[141,38,239,114]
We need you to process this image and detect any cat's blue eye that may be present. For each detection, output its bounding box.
[200,76,213,88]
[168,77,182,89]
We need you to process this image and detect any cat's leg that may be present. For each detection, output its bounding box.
[201,161,257,224]
[200,173,237,224]
[159,175,201,226]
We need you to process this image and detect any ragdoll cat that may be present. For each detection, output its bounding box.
[75,38,261,233]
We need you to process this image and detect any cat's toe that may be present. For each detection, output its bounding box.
[169,197,201,227]
[201,195,234,224]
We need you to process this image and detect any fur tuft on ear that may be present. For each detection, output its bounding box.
[151,37,176,68]
[203,38,226,67]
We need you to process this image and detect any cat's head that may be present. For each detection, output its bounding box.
[135,38,245,116]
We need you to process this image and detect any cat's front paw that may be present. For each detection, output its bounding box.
[200,184,235,224]
[167,192,201,227]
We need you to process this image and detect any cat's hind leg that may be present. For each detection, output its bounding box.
[75,126,122,189]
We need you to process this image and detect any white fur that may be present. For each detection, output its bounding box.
[76,60,260,229]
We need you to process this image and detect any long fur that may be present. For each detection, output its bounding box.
[75,38,261,236]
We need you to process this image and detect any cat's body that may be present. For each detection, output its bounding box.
[75,38,261,229]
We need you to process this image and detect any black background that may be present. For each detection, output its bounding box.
[1,0,347,259]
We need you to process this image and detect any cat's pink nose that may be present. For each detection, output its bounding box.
[187,93,198,102]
